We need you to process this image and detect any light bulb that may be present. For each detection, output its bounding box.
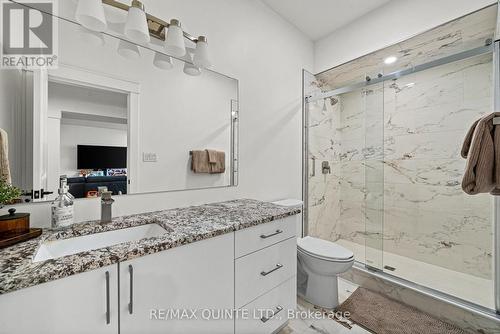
[165,19,186,57]
[75,0,107,32]
[384,56,397,65]
[153,52,173,70]
[117,40,140,59]
[193,36,210,68]
[124,0,150,44]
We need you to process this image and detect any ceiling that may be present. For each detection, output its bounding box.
[260,0,392,41]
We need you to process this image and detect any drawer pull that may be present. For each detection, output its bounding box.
[261,305,284,323]
[105,271,110,325]
[128,265,134,315]
[260,263,283,276]
[260,230,283,239]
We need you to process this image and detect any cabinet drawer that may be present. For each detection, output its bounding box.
[235,216,297,258]
[236,277,296,334]
[236,237,296,308]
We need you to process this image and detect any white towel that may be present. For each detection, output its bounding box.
[0,128,12,184]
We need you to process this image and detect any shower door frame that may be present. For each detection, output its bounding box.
[494,40,500,315]
[302,8,500,318]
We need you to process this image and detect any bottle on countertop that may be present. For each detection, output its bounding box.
[51,175,74,229]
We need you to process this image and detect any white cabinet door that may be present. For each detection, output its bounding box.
[120,233,235,334]
[0,265,118,334]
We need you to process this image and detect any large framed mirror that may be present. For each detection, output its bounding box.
[0,1,239,204]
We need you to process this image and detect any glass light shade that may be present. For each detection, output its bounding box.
[124,6,150,44]
[153,52,173,70]
[117,40,141,59]
[165,20,186,57]
[75,0,107,32]
[193,37,210,68]
[183,62,201,76]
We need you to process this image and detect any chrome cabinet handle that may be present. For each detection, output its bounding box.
[260,263,283,276]
[311,157,316,177]
[128,265,134,315]
[105,271,110,325]
[261,305,283,323]
[260,230,283,239]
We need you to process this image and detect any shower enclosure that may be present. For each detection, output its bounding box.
[303,4,500,314]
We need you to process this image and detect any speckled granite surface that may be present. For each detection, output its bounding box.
[0,199,300,295]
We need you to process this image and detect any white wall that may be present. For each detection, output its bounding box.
[48,82,128,120]
[314,0,496,73]
[8,0,313,227]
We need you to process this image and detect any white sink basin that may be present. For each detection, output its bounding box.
[33,224,167,263]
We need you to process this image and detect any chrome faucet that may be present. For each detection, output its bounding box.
[101,191,115,223]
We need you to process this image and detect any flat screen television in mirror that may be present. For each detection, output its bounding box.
[77,145,127,170]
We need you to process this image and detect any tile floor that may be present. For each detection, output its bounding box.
[280,278,371,334]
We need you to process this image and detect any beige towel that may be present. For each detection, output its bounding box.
[461,112,500,195]
[191,150,211,173]
[207,150,225,174]
[0,128,11,185]
[206,149,217,164]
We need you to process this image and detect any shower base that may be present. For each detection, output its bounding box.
[335,239,494,309]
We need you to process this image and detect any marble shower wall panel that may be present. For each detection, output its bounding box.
[382,53,493,279]
[307,94,343,242]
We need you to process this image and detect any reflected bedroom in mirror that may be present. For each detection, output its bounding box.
[0,1,239,205]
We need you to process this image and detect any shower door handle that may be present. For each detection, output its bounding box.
[311,157,316,177]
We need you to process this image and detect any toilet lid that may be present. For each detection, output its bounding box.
[297,236,354,261]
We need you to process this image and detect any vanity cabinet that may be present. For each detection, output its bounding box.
[119,233,234,334]
[0,265,119,334]
[235,215,298,334]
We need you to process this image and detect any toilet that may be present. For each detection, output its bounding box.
[271,199,354,309]
[297,236,354,309]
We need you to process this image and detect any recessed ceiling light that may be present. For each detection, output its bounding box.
[384,56,398,65]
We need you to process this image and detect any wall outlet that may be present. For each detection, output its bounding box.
[143,152,158,162]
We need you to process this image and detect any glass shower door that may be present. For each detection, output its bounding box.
[363,83,385,271]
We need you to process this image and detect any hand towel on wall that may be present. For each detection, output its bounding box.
[461,112,500,195]
[206,149,225,174]
[191,150,211,173]
[0,128,12,184]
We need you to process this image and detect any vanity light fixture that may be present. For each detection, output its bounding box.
[75,0,211,74]
[153,52,174,70]
[117,39,141,59]
[193,36,210,68]
[75,0,107,32]
[384,56,398,65]
[124,0,150,44]
[165,19,186,57]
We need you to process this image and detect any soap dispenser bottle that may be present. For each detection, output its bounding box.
[51,175,74,229]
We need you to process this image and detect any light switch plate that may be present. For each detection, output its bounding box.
[143,152,158,162]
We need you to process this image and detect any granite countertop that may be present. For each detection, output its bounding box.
[0,199,301,295]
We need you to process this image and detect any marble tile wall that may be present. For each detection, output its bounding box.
[307,53,494,279]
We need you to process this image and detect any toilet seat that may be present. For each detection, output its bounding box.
[297,236,354,262]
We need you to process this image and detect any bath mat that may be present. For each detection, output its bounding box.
[336,288,468,334]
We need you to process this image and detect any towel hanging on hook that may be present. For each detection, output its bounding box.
[461,112,500,195]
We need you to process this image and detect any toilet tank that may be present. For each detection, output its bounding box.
[271,199,304,238]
